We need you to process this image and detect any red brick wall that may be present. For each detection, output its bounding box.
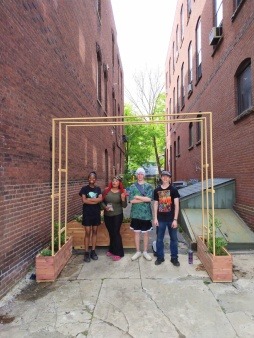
[0,0,124,298]
[165,0,254,229]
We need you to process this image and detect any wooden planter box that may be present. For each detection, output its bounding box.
[36,236,73,282]
[67,221,135,249]
[120,223,136,248]
[197,236,233,282]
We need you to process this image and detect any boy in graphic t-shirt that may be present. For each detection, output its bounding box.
[153,171,180,266]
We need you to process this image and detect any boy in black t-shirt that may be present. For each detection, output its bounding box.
[153,171,180,266]
[79,171,102,262]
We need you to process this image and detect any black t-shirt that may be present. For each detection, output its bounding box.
[153,185,180,222]
[79,185,102,216]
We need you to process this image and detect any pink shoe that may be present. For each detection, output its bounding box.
[106,251,113,257]
[112,255,121,261]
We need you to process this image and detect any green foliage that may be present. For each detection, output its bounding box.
[51,222,65,252]
[178,225,183,233]
[74,214,82,223]
[122,171,133,188]
[208,216,227,256]
[123,94,166,173]
[40,222,65,256]
[40,248,52,256]
[203,280,211,285]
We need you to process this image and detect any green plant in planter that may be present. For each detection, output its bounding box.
[74,214,82,223]
[52,222,65,252]
[208,216,227,256]
[40,222,65,256]
[40,248,52,256]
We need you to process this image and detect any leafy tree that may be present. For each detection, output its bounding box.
[124,69,166,175]
[123,96,166,177]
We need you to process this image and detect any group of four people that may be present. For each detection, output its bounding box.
[79,167,180,266]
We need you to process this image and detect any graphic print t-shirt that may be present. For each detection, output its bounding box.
[79,185,101,216]
[153,185,180,222]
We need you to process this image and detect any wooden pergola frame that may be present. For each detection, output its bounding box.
[51,112,216,255]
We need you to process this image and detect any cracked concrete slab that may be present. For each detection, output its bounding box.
[0,250,254,337]
[93,278,178,337]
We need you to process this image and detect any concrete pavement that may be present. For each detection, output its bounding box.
[1,244,254,337]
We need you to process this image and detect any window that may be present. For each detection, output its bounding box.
[120,70,123,98]
[236,59,252,115]
[103,65,108,113]
[177,136,180,157]
[187,0,192,19]
[168,58,171,87]
[166,108,169,136]
[96,44,102,103]
[189,122,193,148]
[112,33,115,67]
[181,63,185,107]
[113,143,116,175]
[96,0,101,20]
[188,42,193,86]
[180,5,184,42]
[112,89,116,116]
[117,57,120,86]
[196,18,202,81]
[173,87,176,114]
[105,149,109,186]
[235,0,244,8]
[176,25,179,60]
[196,114,202,143]
[177,76,180,113]
[232,0,246,21]
[172,42,175,72]
[215,0,223,27]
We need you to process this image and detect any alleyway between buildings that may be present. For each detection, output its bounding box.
[1,237,254,337]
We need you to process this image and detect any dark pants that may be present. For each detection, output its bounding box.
[104,213,124,257]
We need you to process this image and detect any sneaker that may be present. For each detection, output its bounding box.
[84,252,90,263]
[90,250,98,260]
[143,252,152,261]
[131,251,142,261]
[106,251,113,257]
[171,258,180,266]
[112,255,121,261]
[155,258,165,265]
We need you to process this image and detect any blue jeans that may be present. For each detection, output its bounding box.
[156,221,178,260]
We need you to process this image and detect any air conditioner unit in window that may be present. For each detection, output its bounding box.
[209,26,222,45]
[188,83,193,94]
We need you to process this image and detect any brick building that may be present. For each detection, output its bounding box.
[0,0,124,298]
[165,1,254,229]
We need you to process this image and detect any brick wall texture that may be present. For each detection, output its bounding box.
[165,0,254,230]
[0,0,124,298]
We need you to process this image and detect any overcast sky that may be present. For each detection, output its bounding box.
[111,0,178,98]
